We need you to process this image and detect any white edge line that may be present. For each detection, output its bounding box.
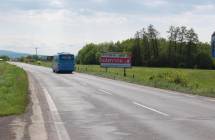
[42,87,70,140]
[208,99,215,102]
[99,89,113,95]
[133,102,169,117]
[184,94,196,98]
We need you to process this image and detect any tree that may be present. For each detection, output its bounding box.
[185,28,199,67]
[167,26,178,67]
[76,25,213,69]
[141,28,151,65]
[77,43,98,64]
[147,24,159,58]
[0,56,10,61]
[178,26,187,55]
[132,31,142,66]
[196,52,214,69]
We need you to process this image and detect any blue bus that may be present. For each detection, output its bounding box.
[212,32,215,58]
[52,53,75,73]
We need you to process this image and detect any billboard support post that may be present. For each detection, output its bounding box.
[124,68,127,77]
[124,68,126,77]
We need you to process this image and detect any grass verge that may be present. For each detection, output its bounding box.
[0,62,28,116]
[76,65,215,98]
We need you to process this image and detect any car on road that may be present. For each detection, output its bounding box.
[52,53,75,73]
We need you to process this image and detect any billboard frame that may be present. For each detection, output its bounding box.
[100,52,132,77]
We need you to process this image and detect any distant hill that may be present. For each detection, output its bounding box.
[0,50,30,58]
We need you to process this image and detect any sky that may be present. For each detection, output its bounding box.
[0,0,215,55]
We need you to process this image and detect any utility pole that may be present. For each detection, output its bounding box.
[35,48,38,60]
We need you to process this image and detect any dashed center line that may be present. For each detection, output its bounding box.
[99,89,113,95]
[133,102,169,117]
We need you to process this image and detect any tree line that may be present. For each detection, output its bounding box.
[76,25,215,69]
[0,56,10,61]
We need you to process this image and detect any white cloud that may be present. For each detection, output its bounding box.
[0,1,214,55]
[0,9,133,55]
[185,4,215,15]
[90,0,106,3]
[142,0,168,7]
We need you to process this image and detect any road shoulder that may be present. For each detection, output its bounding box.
[0,71,58,140]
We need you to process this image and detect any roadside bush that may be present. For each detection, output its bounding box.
[0,56,10,61]
[178,63,186,68]
[195,52,214,69]
[37,61,41,65]
[149,71,188,87]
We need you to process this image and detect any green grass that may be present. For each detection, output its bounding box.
[26,61,215,98]
[0,62,28,116]
[76,65,215,98]
[29,61,52,67]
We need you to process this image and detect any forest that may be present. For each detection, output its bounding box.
[76,25,215,69]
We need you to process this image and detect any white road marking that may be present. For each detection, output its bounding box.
[184,94,196,98]
[42,87,70,140]
[12,118,26,140]
[99,89,113,95]
[28,83,47,140]
[208,99,215,102]
[133,102,169,117]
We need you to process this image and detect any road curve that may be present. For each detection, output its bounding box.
[12,62,215,140]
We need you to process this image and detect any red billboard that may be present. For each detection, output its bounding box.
[100,52,132,68]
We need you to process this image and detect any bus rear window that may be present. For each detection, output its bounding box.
[60,55,73,60]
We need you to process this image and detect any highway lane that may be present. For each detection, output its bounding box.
[12,62,215,140]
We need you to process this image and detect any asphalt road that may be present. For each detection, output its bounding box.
[12,62,215,140]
